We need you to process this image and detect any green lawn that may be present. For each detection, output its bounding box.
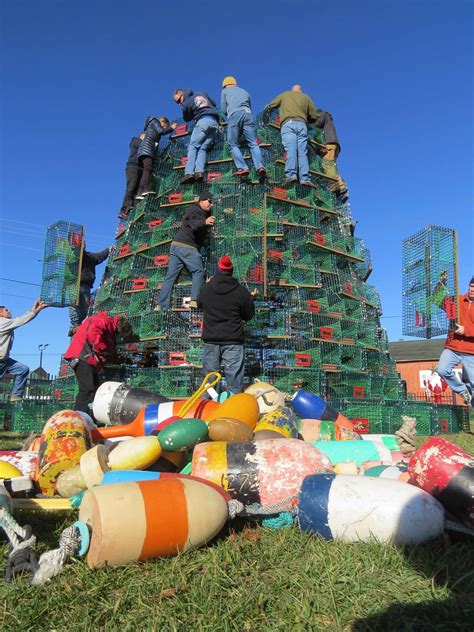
[0,432,473,631]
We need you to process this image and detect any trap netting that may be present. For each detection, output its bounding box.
[402,225,457,338]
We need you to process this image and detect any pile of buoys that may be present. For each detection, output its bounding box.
[1,377,472,584]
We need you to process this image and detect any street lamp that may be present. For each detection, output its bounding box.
[38,343,49,370]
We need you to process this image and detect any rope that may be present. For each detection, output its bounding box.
[395,415,417,456]
[228,495,298,519]
[0,507,38,582]
[31,524,82,585]
[445,520,474,536]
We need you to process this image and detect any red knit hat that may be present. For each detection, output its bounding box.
[218,256,234,273]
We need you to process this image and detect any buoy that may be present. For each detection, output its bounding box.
[408,437,474,527]
[297,474,444,544]
[108,436,162,471]
[79,478,229,567]
[35,410,92,496]
[91,400,220,441]
[146,450,184,473]
[192,439,333,505]
[206,393,259,429]
[333,462,359,475]
[310,439,402,467]
[208,418,254,443]
[363,464,411,483]
[244,381,286,414]
[56,445,111,498]
[291,391,357,440]
[92,381,170,425]
[0,461,23,479]
[0,451,38,479]
[158,419,208,452]
[254,407,299,440]
[300,420,339,442]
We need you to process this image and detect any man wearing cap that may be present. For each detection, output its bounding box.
[263,84,318,186]
[197,256,256,394]
[221,76,266,182]
[155,193,215,310]
[437,276,474,405]
[172,88,220,184]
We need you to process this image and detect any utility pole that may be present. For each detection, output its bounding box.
[38,343,49,370]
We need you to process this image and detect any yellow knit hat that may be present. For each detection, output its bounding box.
[222,76,237,87]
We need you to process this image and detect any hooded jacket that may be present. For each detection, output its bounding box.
[80,248,110,288]
[197,273,255,344]
[180,90,219,123]
[173,204,211,250]
[125,136,142,169]
[64,313,120,369]
[445,293,474,355]
[138,117,173,159]
[314,111,340,148]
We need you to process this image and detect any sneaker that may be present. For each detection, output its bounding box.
[460,390,472,405]
[282,177,298,186]
[135,193,145,200]
[300,180,315,187]
[194,172,204,182]
[189,300,198,309]
[258,168,266,183]
[10,396,23,403]
[153,305,162,312]
[117,210,130,220]
[181,174,195,184]
[141,191,155,198]
[232,169,250,177]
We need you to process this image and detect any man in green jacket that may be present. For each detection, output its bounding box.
[264,85,318,185]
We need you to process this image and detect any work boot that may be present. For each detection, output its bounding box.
[282,177,298,186]
[194,172,204,182]
[460,390,472,405]
[258,168,266,183]
[180,174,195,184]
[232,169,250,177]
[10,396,22,403]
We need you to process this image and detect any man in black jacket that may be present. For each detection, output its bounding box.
[197,256,256,394]
[68,246,111,336]
[118,132,145,219]
[154,193,215,310]
[314,110,348,201]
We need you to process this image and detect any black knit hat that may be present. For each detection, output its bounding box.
[198,192,213,202]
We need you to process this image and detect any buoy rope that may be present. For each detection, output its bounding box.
[227,495,298,519]
[31,524,82,585]
[0,507,38,582]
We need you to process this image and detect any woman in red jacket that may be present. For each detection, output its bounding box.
[64,313,133,416]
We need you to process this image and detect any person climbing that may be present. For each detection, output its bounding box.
[220,76,266,182]
[172,88,220,184]
[136,116,177,200]
[263,84,318,186]
[118,132,145,219]
[197,256,256,394]
[64,313,134,416]
[314,110,349,202]
[437,276,474,405]
[68,245,111,336]
[0,299,49,402]
[154,192,215,311]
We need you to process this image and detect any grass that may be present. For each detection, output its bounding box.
[0,432,473,631]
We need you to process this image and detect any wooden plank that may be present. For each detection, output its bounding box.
[160,198,198,208]
[269,280,323,289]
[306,240,365,262]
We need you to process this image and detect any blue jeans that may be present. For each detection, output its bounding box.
[203,343,245,394]
[185,117,219,174]
[69,285,91,327]
[157,244,205,308]
[227,110,264,171]
[0,357,30,398]
[437,348,474,396]
[280,119,310,181]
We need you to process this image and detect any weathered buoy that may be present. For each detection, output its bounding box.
[56,445,111,498]
[146,450,184,473]
[408,437,474,527]
[297,474,444,544]
[92,381,170,425]
[0,451,38,479]
[206,393,259,429]
[310,439,402,467]
[79,478,229,567]
[244,381,286,414]
[35,410,92,496]
[207,418,254,443]
[157,419,208,452]
[363,464,411,482]
[108,436,162,471]
[192,439,333,505]
[254,407,300,440]
[292,391,357,440]
[300,419,339,442]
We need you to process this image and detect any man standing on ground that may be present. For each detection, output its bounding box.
[0,299,49,402]
[64,313,133,415]
[264,84,318,186]
[118,132,145,219]
[437,276,474,405]
[172,88,220,184]
[197,256,256,394]
[314,110,349,202]
[220,76,266,181]
[155,193,215,310]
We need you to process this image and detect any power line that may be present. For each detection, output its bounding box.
[0,292,37,299]
[0,218,111,240]
[0,242,43,253]
[0,277,41,286]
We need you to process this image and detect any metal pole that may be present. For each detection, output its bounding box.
[38,343,49,370]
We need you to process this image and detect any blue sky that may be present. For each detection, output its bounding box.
[1,0,472,375]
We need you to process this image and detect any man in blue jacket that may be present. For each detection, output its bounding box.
[221,76,266,182]
[172,88,220,184]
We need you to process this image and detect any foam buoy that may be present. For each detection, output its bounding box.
[363,464,411,482]
[297,474,444,544]
[0,451,38,479]
[56,445,111,498]
[93,381,170,425]
[79,478,229,567]
[192,439,333,505]
[36,410,92,496]
[206,393,259,429]
[108,436,162,471]
[208,418,254,442]
[0,461,22,479]
[292,391,357,439]
[310,439,402,467]
[244,381,286,414]
[157,419,208,451]
[408,437,474,527]
[254,407,299,439]
[300,420,339,442]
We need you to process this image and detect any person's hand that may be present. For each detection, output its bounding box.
[32,299,49,313]
[171,122,177,130]
[251,288,259,297]
[455,323,465,335]
[205,216,215,226]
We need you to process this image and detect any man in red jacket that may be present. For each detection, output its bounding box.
[64,312,133,415]
[437,276,474,405]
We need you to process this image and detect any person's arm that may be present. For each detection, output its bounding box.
[307,97,319,123]
[87,247,110,265]
[181,96,193,122]
[87,321,119,363]
[187,208,208,231]
[240,289,256,322]
[456,302,474,337]
[220,91,228,117]
[266,93,283,110]
[0,300,48,333]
